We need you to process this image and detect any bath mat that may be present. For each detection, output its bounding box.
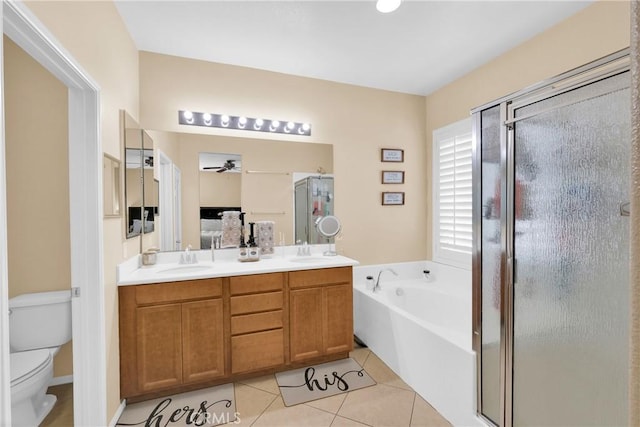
[275,358,376,407]
[116,383,236,427]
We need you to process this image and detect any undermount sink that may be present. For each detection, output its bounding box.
[288,257,327,263]
[157,265,213,275]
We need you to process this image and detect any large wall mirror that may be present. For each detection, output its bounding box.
[148,130,333,252]
[122,110,156,239]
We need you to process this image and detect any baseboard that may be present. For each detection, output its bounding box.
[50,374,73,386]
[108,399,127,427]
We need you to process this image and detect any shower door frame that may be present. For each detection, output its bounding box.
[471,48,630,427]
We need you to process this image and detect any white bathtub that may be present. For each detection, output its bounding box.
[353,261,480,426]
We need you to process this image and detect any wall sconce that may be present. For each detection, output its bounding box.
[178,110,312,136]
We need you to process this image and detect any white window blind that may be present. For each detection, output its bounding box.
[433,118,472,268]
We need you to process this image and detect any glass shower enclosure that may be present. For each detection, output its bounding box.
[294,176,334,245]
[472,50,630,426]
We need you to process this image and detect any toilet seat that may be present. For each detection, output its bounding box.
[10,349,52,387]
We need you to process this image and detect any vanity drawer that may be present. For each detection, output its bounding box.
[135,279,223,305]
[288,267,352,289]
[230,291,282,315]
[230,273,284,295]
[231,310,283,335]
[231,329,284,373]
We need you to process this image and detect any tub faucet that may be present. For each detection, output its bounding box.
[374,268,398,292]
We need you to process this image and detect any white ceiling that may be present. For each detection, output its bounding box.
[115,0,593,96]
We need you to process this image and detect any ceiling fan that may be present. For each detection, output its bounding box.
[203,159,240,173]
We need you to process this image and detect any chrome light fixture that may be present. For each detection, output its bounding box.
[178,110,311,136]
[376,0,401,13]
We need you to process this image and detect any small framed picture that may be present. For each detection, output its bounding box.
[382,192,405,205]
[381,148,404,162]
[382,170,405,184]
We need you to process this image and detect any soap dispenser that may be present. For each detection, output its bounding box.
[247,222,260,262]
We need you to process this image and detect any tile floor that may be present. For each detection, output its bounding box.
[40,344,451,427]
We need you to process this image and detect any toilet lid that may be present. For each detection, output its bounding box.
[10,349,51,387]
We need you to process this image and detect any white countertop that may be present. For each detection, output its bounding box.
[117,245,359,286]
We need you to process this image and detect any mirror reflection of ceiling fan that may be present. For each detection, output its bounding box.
[203,159,241,173]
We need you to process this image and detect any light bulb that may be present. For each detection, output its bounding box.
[202,113,212,125]
[238,116,247,128]
[270,120,280,131]
[221,114,230,127]
[298,122,311,135]
[285,122,295,133]
[376,0,401,13]
[183,110,194,124]
[254,118,264,130]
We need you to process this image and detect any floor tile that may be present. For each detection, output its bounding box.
[410,394,451,427]
[362,353,413,391]
[253,396,335,427]
[304,392,347,414]
[337,383,415,427]
[331,415,371,426]
[232,383,278,425]
[237,374,280,395]
[349,347,371,367]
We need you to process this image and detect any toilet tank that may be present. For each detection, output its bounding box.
[9,290,72,352]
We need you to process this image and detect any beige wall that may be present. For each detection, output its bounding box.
[139,52,427,264]
[24,1,140,421]
[199,172,241,207]
[424,0,631,257]
[172,133,333,249]
[3,36,73,377]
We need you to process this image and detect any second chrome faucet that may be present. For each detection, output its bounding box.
[373,268,398,292]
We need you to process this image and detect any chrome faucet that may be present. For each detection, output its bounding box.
[179,244,198,265]
[373,268,398,292]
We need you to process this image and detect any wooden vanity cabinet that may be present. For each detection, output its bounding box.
[289,267,353,362]
[119,266,353,401]
[119,279,226,399]
[230,272,286,374]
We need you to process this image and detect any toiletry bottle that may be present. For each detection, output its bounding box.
[247,222,260,261]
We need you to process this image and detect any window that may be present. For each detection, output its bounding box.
[432,118,472,269]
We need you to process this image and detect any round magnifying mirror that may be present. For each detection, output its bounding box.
[315,215,341,256]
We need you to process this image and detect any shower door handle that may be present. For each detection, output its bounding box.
[620,202,630,217]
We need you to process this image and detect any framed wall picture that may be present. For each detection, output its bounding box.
[381,148,404,162]
[382,192,405,205]
[382,170,405,184]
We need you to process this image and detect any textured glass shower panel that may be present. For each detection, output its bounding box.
[512,72,629,426]
[480,105,502,424]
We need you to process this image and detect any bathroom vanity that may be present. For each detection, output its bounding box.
[117,251,357,402]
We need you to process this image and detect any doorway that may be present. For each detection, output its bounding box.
[1,1,106,425]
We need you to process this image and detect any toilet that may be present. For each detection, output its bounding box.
[9,290,72,426]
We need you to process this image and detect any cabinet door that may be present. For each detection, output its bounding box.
[323,284,354,355]
[290,287,323,362]
[136,304,183,391]
[182,299,225,383]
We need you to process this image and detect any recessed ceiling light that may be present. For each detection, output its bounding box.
[376,0,401,13]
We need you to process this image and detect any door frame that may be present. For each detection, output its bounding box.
[0,1,106,425]
[157,149,174,251]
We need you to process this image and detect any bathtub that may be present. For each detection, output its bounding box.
[353,262,480,426]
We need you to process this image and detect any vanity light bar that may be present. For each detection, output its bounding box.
[178,110,312,136]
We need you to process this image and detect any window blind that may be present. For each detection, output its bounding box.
[433,118,472,267]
